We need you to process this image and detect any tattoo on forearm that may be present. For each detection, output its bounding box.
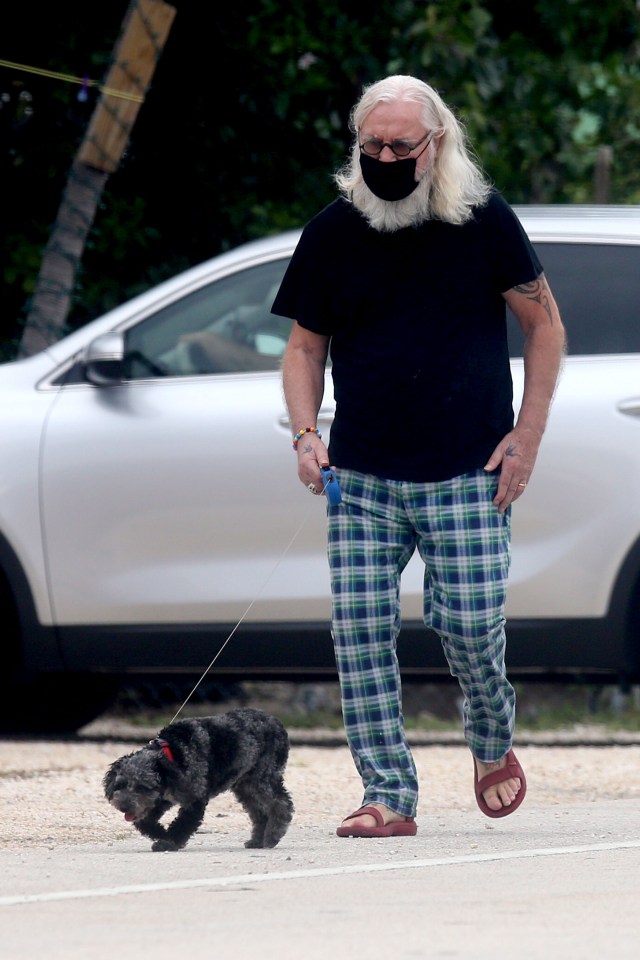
[513,278,553,323]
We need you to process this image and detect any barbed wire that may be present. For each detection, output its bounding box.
[0,59,144,102]
[16,0,176,356]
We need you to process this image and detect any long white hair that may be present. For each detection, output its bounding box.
[334,75,491,229]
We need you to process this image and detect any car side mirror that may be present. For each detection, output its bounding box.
[83,332,125,386]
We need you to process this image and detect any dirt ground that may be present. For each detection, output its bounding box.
[1,708,640,850]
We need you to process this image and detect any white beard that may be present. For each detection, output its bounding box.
[350,165,435,232]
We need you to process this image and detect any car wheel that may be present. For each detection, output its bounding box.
[0,670,120,735]
[627,585,640,680]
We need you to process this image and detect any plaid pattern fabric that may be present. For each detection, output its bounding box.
[327,468,515,815]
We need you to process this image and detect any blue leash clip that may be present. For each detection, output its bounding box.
[320,466,342,506]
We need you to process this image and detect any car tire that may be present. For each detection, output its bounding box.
[0,670,120,735]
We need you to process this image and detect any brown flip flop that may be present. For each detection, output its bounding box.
[474,748,527,819]
[336,805,417,838]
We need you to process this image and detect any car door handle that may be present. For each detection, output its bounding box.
[317,408,335,425]
[279,408,334,428]
[617,399,640,418]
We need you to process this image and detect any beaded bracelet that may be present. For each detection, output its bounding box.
[292,426,322,450]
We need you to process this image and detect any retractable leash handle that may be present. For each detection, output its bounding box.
[320,466,342,505]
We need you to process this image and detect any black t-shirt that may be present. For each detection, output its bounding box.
[272,191,542,482]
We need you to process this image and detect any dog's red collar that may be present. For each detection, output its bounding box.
[150,738,175,762]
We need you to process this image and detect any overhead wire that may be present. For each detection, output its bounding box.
[0,58,144,102]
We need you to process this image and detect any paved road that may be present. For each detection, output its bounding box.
[2,797,639,959]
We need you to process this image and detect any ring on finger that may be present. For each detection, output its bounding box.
[307,483,317,494]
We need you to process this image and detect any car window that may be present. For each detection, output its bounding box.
[124,258,291,378]
[508,242,640,357]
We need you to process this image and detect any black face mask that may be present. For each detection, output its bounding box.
[359,152,420,202]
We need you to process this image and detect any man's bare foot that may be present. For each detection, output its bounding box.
[340,802,409,831]
[475,755,522,812]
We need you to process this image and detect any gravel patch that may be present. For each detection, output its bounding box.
[1,725,640,850]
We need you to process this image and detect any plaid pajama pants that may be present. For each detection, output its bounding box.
[327,468,515,817]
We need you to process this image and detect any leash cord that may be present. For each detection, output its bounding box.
[168,478,330,724]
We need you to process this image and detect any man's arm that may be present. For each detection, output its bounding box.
[281,321,331,493]
[485,273,566,512]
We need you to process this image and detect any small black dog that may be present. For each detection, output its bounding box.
[104,707,294,851]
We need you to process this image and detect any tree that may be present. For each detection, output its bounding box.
[2,1,639,357]
[18,0,176,357]
[399,0,640,203]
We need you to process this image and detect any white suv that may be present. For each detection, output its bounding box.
[1,205,639,732]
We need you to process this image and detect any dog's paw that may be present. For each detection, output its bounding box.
[244,837,265,849]
[152,838,179,852]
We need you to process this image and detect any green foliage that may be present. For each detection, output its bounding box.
[2,0,639,353]
[397,0,640,203]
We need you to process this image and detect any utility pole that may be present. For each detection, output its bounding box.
[19,0,176,358]
[593,145,613,204]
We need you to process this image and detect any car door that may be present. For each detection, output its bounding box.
[39,257,335,633]
[505,237,640,620]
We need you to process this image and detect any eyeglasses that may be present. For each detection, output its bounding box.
[359,131,433,158]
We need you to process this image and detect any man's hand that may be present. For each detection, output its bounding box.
[484,427,541,513]
[490,273,566,512]
[282,321,332,497]
[296,433,331,495]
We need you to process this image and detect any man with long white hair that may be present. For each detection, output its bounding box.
[274,75,565,837]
